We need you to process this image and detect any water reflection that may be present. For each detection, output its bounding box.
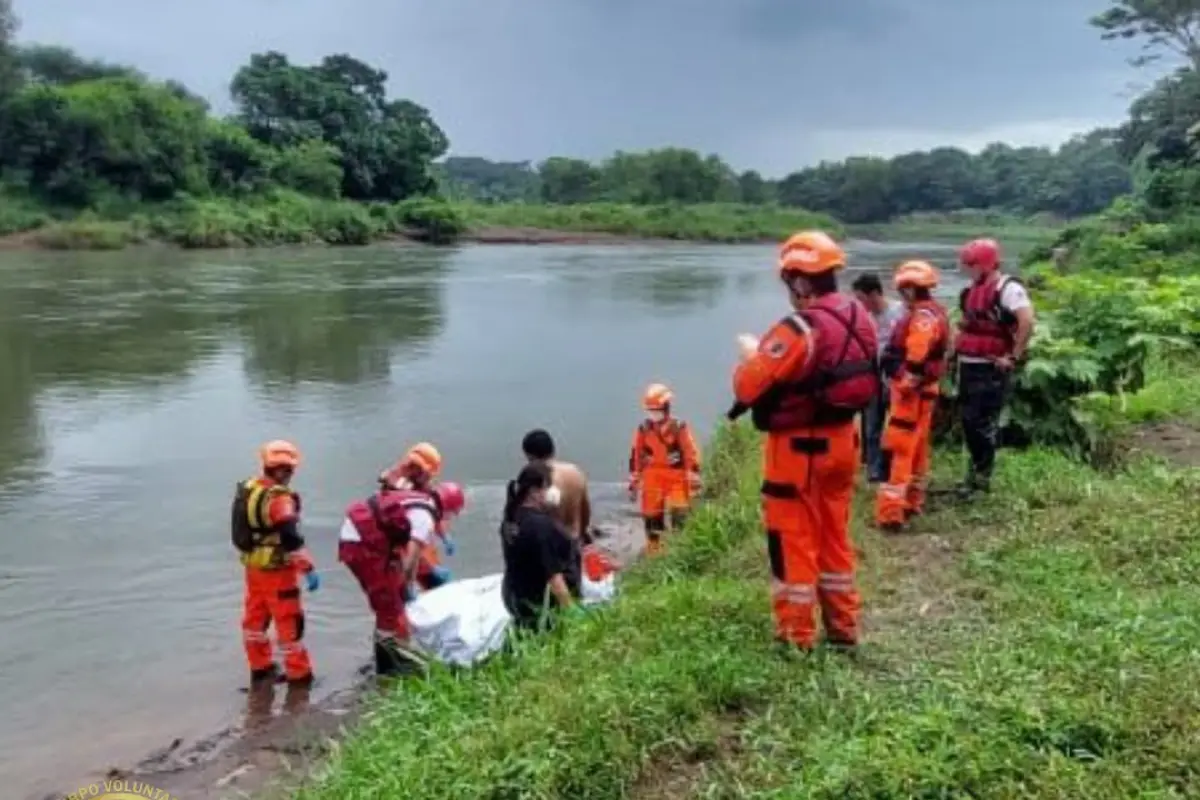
[8,250,220,388]
[0,308,43,489]
[610,264,727,311]
[233,251,452,388]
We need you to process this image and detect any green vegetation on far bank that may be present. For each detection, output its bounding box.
[849,209,1066,249]
[460,200,843,242]
[0,196,844,250]
[0,2,1138,256]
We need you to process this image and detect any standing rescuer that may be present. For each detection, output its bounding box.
[231,440,319,686]
[628,383,701,556]
[875,261,950,531]
[953,238,1035,495]
[728,230,878,652]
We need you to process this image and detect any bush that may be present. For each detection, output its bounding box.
[32,216,144,249]
[392,197,468,244]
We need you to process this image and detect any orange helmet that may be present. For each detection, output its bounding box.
[778,230,846,276]
[894,260,939,289]
[403,442,442,477]
[259,439,300,470]
[643,382,673,411]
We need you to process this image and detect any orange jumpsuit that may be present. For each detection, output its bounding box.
[732,311,869,649]
[875,301,949,527]
[629,417,701,554]
[232,478,315,683]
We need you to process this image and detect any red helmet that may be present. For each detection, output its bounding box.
[435,481,466,516]
[959,238,1000,271]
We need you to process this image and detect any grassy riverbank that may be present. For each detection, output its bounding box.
[457,201,843,242]
[0,195,844,250]
[850,210,1066,250]
[292,355,1200,798]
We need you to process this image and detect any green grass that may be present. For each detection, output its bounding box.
[851,210,1066,254]
[13,192,469,250]
[456,201,845,242]
[4,197,844,249]
[294,405,1200,799]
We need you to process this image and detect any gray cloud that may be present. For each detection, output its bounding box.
[14,0,1144,175]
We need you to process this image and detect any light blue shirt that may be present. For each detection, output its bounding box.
[873,300,905,355]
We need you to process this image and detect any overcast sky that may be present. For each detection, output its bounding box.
[15,0,1152,175]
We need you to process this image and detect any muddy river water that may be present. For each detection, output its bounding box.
[0,240,964,797]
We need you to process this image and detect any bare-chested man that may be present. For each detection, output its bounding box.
[520,429,591,538]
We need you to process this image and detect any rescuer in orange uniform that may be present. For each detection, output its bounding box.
[728,231,878,651]
[231,440,319,686]
[628,383,701,556]
[875,261,950,531]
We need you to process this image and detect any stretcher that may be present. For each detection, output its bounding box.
[406,572,617,667]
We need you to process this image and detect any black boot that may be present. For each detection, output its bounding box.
[374,639,428,678]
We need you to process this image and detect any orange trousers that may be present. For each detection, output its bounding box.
[875,385,938,527]
[761,421,861,648]
[241,566,313,681]
[640,467,691,554]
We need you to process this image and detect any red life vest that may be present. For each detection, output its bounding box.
[753,293,879,431]
[957,276,1020,358]
[881,302,949,382]
[342,488,440,557]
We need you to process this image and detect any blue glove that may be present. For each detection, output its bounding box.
[442,538,457,557]
[404,583,419,603]
[429,565,453,586]
[304,571,320,592]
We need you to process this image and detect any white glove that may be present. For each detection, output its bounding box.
[737,333,759,359]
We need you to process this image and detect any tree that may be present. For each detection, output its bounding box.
[539,157,599,203]
[1092,0,1200,68]
[0,0,20,100]
[15,44,141,85]
[438,157,539,201]
[230,51,448,201]
[737,170,773,204]
[0,76,209,205]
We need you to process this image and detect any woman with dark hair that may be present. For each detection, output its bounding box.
[500,462,580,630]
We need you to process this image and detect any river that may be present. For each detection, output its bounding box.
[0,239,964,797]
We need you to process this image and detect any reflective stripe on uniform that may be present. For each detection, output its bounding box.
[818,571,855,592]
[770,579,814,604]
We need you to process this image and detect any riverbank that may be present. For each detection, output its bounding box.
[43,357,1200,798]
[0,196,844,251]
[276,383,1199,798]
[850,210,1065,250]
[48,510,646,800]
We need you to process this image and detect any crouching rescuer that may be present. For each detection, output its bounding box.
[728,230,878,651]
[874,261,950,531]
[231,440,319,686]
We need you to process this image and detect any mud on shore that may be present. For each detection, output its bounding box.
[44,514,644,800]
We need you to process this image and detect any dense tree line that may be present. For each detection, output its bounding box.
[1083,1,1200,213]
[0,0,1190,226]
[0,3,447,210]
[442,135,1132,223]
